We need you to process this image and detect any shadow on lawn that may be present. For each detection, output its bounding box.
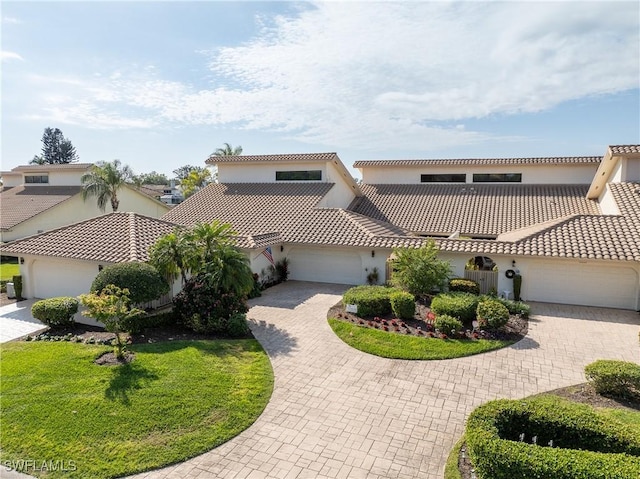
[105,362,159,405]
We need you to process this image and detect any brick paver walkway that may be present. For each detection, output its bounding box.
[131,281,639,479]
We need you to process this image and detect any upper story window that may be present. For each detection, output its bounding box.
[24,175,49,184]
[420,174,466,183]
[276,170,322,181]
[473,173,522,183]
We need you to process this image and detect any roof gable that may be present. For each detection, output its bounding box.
[0,185,82,230]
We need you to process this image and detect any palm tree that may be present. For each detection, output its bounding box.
[213,142,243,156]
[190,220,236,263]
[148,228,196,285]
[204,242,254,296]
[81,159,133,212]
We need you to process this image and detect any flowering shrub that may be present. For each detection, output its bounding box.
[173,273,248,335]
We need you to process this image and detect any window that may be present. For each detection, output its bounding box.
[420,174,466,183]
[24,175,49,184]
[473,173,522,183]
[276,170,322,181]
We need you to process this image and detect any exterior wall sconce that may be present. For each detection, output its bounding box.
[512,260,516,267]
[20,257,25,264]
[280,245,284,252]
[98,265,103,271]
[371,250,375,258]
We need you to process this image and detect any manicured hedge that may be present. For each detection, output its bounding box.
[465,396,640,479]
[342,285,404,317]
[120,311,176,335]
[585,360,640,400]
[434,314,463,335]
[476,299,509,330]
[390,290,415,320]
[31,297,79,327]
[430,292,479,323]
[448,278,480,295]
[91,262,169,305]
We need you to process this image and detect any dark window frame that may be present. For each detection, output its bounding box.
[420,174,466,183]
[24,175,49,184]
[472,173,522,183]
[275,170,322,181]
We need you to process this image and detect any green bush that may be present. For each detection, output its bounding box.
[13,275,23,301]
[31,297,79,327]
[465,396,640,479]
[120,311,176,335]
[342,285,403,317]
[389,240,452,296]
[173,273,248,335]
[434,314,463,335]
[476,299,510,330]
[390,290,415,319]
[227,313,250,338]
[513,274,522,301]
[448,278,480,295]
[489,297,530,318]
[585,360,640,400]
[91,262,169,305]
[430,292,479,323]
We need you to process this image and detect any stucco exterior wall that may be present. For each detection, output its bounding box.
[359,163,598,185]
[218,162,328,183]
[597,184,621,215]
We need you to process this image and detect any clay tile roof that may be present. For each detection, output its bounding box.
[7,163,93,172]
[350,184,599,237]
[0,185,82,230]
[2,212,179,263]
[353,156,601,168]
[609,145,640,155]
[206,152,339,165]
[235,232,283,249]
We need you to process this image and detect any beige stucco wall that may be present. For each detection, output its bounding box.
[1,187,169,243]
[597,184,621,215]
[359,163,598,185]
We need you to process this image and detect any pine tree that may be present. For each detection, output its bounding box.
[31,127,79,164]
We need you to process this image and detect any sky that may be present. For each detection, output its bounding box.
[2,1,639,180]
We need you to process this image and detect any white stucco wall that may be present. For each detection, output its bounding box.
[359,163,598,185]
[597,184,621,215]
[218,162,328,183]
[622,158,640,182]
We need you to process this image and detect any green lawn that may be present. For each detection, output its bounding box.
[329,318,516,360]
[0,262,20,281]
[0,340,274,478]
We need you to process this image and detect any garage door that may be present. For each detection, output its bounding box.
[32,259,98,299]
[288,248,363,284]
[527,262,638,310]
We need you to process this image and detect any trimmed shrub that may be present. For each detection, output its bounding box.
[173,273,248,335]
[434,314,463,335]
[465,396,640,479]
[342,285,403,317]
[31,297,78,327]
[121,310,176,335]
[513,274,522,301]
[13,275,23,301]
[227,313,250,338]
[448,278,480,295]
[91,262,169,305]
[487,296,531,318]
[476,299,509,330]
[430,292,479,323]
[390,290,415,319]
[585,360,640,400]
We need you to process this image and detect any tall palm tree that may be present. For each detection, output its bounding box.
[204,242,254,296]
[190,220,236,263]
[213,142,243,156]
[81,159,133,212]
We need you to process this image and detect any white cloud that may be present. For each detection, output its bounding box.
[2,51,24,62]
[18,1,640,151]
[2,16,21,24]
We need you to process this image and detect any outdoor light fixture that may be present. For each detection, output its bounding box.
[512,260,516,267]
[371,250,375,258]
[280,245,284,252]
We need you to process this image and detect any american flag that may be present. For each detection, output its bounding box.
[262,246,275,265]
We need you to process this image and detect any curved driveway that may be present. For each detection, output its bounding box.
[132,281,639,479]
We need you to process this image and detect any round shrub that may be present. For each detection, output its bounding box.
[31,297,78,327]
[434,314,463,335]
[476,299,509,330]
[448,278,480,295]
[91,262,169,305]
[430,292,479,323]
[173,273,248,334]
[390,290,415,320]
[342,285,402,317]
[585,360,640,400]
[227,313,250,338]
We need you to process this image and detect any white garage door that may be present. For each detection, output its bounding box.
[288,248,363,284]
[32,259,99,299]
[527,262,638,310]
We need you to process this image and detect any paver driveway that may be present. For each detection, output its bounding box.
[132,280,638,479]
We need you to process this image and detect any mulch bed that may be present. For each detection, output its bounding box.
[328,298,528,341]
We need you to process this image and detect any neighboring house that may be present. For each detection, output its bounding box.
[4,146,639,311]
[1,212,181,300]
[0,163,170,243]
[138,181,184,206]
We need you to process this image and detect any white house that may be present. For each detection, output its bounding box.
[0,163,170,243]
[3,146,639,311]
